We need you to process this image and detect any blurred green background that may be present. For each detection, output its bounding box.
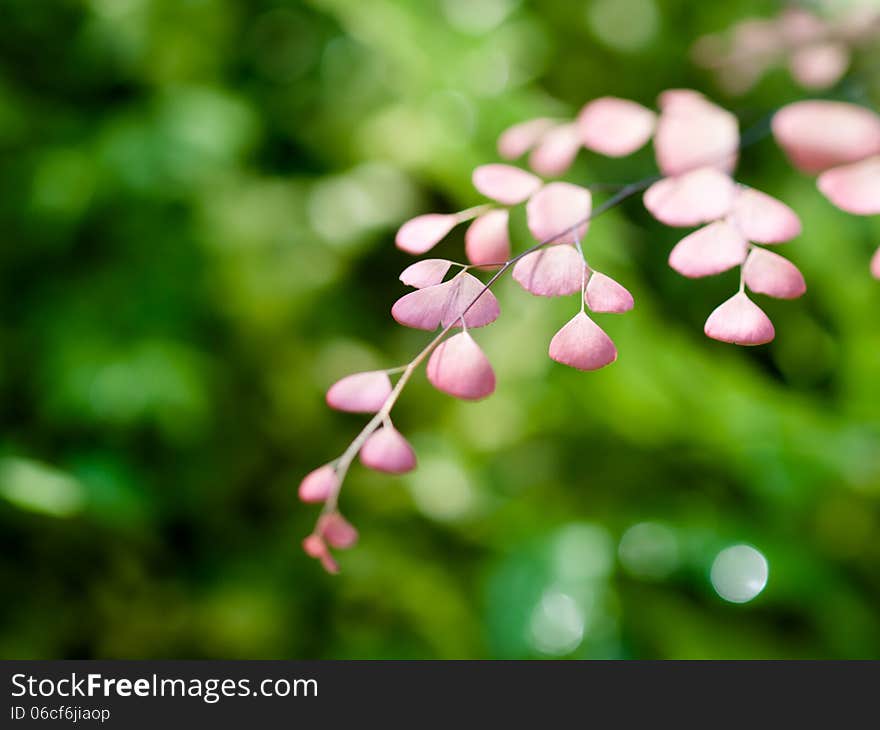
[1,0,879,659]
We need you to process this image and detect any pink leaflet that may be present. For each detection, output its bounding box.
[668,220,749,278]
[817,156,880,216]
[788,42,850,91]
[643,167,737,227]
[472,164,543,205]
[391,272,500,331]
[426,331,496,401]
[302,535,339,574]
[326,370,392,413]
[528,123,582,177]
[497,117,556,159]
[704,292,775,345]
[548,312,617,371]
[298,465,339,504]
[465,209,511,266]
[526,182,592,244]
[872,247,880,280]
[729,187,802,243]
[396,213,458,254]
[512,245,585,297]
[585,272,634,313]
[359,425,417,474]
[657,89,708,111]
[742,248,806,299]
[772,101,880,173]
[778,7,826,45]
[400,258,454,288]
[654,90,739,176]
[577,97,656,157]
[319,513,359,550]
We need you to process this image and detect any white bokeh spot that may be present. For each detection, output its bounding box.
[711,544,769,604]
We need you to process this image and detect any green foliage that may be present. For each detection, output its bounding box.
[0,0,879,659]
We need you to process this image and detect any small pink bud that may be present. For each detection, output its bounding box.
[816,156,880,216]
[549,312,617,371]
[668,221,749,278]
[585,272,634,313]
[772,101,880,173]
[465,210,511,267]
[359,426,417,474]
[319,513,359,550]
[302,534,339,574]
[399,258,454,288]
[396,214,458,255]
[730,188,802,243]
[303,534,325,558]
[298,465,339,503]
[704,292,775,345]
[743,248,806,299]
[528,123,581,177]
[577,97,656,157]
[497,117,556,159]
[513,245,585,297]
[326,371,392,413]
[427,331,496,401]
[526,182,592,244]
[472,164,542,205]
[871,247,880,280]
[643,167,736,227]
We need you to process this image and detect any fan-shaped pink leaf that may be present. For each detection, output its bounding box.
[643,167,736,227]
[465,209,511,266]
[396,213,458,254]
[472,164,542,205]
[319,513,358,549]
[704,292,775,345]
[359,425,417,474]
[871,247,880,280]
[399,258,454,288]
[577,97,656,157]
[526,182,592,244]
[817,156,880,215]
[742,248,806,299]
[298,465,338,503]
[528,123,581,177]
[498,117,556,159]
[391,272,500,330]
[772,101,880,173]
[668,220,749,278]
[730,188,802,243]
[326,371,392,413]
[789,42,849,90]
[549,312,617,371]
[654,90,739,176]
[512,245,585,297]
[585,272,634,313]
[426,332,496,401]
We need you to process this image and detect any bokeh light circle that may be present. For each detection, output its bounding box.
[710,545,769,604]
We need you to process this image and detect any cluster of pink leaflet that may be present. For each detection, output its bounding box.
[299,85,880,572]
[692,5,879,94]
[773,100,880,277]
